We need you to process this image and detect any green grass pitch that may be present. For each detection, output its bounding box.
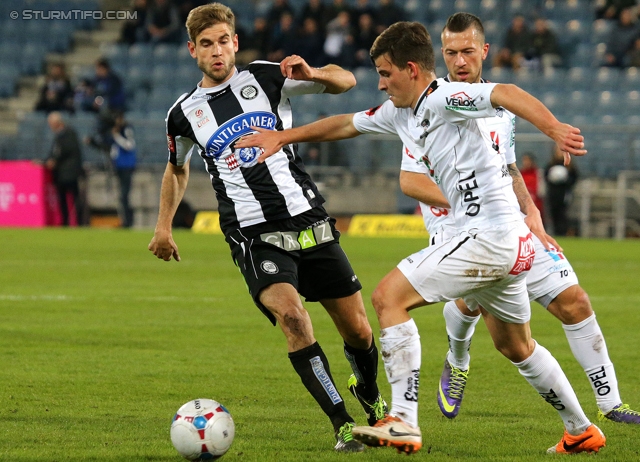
[1,228,639,461]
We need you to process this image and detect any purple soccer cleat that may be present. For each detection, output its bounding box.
[598,404,640,424]
[437,359,469,419]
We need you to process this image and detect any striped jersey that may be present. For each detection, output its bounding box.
[166,61,327,235]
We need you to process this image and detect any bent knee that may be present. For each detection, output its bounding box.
[550,285,593,324]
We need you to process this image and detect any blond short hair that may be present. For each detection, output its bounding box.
[185,2,235,43]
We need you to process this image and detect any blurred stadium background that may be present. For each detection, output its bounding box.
[0,0,639,237]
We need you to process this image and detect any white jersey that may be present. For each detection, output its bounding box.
[400,91,516,236]
[355,78,522,233]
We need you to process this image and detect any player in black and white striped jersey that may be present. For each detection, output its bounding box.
[148,3,387,451]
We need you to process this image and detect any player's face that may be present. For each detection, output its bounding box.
[441,27,488,83]
[374,54,415,109]
[188,23,238,87]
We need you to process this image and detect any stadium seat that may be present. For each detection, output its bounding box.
[513,68,536,93]
[485,66,514,84]
[153,44,180,65]
[568,43,595,68]
[593,67,621,91]
[621,67,640,91]
[566,91,591,114]
[595,91,622,115]
[128,43,154,68]
[564,67,590,91]
[591,19,613,45]
[426,0,456,22]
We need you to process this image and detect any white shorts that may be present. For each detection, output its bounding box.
[526,234,579,308]
[398,222,534,324]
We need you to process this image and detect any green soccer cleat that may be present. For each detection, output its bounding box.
[334,422,365,452]
[348,374,388,426]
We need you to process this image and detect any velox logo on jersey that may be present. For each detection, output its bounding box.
[445,91,478,111]
[509,232,535,275]
[205,111,276,160]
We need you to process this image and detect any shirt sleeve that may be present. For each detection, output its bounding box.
[504,110,516,165]
[352,100,399,136]
[401,143,428,173]
[429,81,499,124]
[166,105,194,167]
[282,78,326,98]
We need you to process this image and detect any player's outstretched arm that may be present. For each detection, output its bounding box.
[148,161,190,262]
[235,113,360,162]
[399,171,450,208]
[280,55,356,94]
[507,162,561,251]
[490,84,586,165]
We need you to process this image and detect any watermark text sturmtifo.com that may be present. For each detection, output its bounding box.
[9,10,137,20]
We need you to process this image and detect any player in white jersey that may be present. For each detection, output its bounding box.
[399,12,638,430]
[236,21,605,455]
[147,4,388,452]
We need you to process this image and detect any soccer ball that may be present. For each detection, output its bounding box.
[170,398,235,460]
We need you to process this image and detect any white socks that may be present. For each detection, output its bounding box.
[514,342,591,435]
[443,301,480,370]
[379,319,421,428]
[563,314,621,414]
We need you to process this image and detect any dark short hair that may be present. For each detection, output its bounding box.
[443,12,485,42]
[370,21,435,72]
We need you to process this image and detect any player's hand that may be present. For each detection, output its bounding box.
[523,209,562,252]
[148,231,181,262]
[235,127,282,163]
[550,123,586,166]
[280,55,314,81]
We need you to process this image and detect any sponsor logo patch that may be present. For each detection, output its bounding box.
[167,134,175,153]
[445,91,478,111]
[509,232,535,275]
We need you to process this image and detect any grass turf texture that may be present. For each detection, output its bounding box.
[1,228,639,461]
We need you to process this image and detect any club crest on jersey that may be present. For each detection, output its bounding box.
[205,111,276,159]
[260,260,279,274]
[240,85,258,100]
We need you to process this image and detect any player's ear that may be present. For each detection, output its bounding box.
[233,34,239,53]
[482,43,490,60]
[187,41,197,59]
[407,61,419,79]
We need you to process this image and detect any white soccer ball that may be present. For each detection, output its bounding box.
[170,398,235,460]
[547,165,569,184]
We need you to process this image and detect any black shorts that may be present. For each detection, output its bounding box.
[227,208,363,325]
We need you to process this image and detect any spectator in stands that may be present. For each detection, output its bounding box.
[603,7,640,67]
[45,112,84,227]
[492,15,532,70]
[520,153,544,221]
[323,0,352,29]
[120,0,149,44]
[109,112,137,228]
[624,34,640,66]
[35,63,74,114]
[73,78,95,113]
[596,0,638,20]
[146,0,181,44]
[93,58,126,114]
[323,10,356,68]
[545,147,578,236]
[267,11,298,63]
[295,18,326,67]
[531,18,562,71]
[352,0,377,29]
[375,0,405,33]
[240,17,270,63]
[353,13,377,68]
[266,0,295,32]
[299,0,328,34]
